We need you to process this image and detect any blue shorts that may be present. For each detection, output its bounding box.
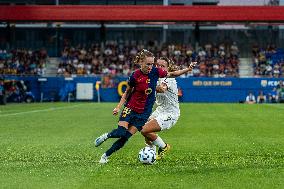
[119,107,148,131]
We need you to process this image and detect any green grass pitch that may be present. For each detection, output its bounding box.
[0,103,283,189]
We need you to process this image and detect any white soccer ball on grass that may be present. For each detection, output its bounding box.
[138,146,156,165]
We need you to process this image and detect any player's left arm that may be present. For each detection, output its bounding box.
[167,61,197,77]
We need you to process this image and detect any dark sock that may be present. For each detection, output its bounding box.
[107,126,127,138]
[105,131,132,157]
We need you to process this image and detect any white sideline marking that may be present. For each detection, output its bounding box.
[263,104,284,110]
[0,104,86,117]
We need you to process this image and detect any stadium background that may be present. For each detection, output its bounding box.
[0,1,284,189]
[0,0,283,104]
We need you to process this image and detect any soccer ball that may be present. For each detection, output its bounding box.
[138,146,156,165]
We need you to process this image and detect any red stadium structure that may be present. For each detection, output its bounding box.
[0,5,284,22]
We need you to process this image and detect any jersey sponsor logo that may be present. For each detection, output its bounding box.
[145,88,152,95]
[122,107,131,118]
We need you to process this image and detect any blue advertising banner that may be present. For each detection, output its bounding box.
[176,78,283,102]
[3,76,283,103]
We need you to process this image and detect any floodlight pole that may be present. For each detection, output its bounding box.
[163,0,169,43]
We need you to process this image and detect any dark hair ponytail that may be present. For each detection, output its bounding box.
[159,57,178,72]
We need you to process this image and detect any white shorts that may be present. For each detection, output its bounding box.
[149,110,179,131]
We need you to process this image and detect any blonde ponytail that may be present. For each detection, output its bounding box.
[134,49,154,64]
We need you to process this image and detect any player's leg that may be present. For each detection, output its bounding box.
[141,119,169,159]
[144,133,156,151]
[141,113,177,160]
[98,112,146,164]
[145,136,152,145]
[95,121,129,147]
[141,119,165,148]
[141,119,161,133]
[95,106,132,147]
[143,113,159,150]
[104,114,149,160]
[143,131,170,160]
[141,119,163,145]
[99,125,138,164]
[108,121,130,138]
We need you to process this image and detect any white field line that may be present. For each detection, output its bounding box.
[263,104,284,110]
[0,104,86,117]
[0,109,23,113]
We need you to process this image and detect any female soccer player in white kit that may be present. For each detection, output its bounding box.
[141,57,194,160]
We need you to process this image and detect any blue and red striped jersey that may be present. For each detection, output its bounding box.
[125,67,167,117]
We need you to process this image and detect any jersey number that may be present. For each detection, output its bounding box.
[164,116,172,122]
[122,107,131,118]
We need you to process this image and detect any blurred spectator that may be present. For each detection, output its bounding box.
[277,80,284,102]
[58,41,239,77]
[3,80,35,103]
[0,48,48,76]
[230,42,239,57]
[253,44,284,78]
[101,75,116,88]
[257,91,267,103]
[268,87,279,103]
[268,0,279,6]
[245,92,256,104]
[178,87,183,102]
[0,78,5,105]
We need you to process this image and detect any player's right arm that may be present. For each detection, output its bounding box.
[113,85,133,115]
[113,72,136,115]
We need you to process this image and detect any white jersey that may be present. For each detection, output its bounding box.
[155,78,180,117]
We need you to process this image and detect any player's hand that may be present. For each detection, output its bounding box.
[189,61,197,70]
[156,83,168,93]
[113,107,120,115]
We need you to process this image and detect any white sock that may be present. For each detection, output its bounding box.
[152,136,166,149]
[145,143,156,151]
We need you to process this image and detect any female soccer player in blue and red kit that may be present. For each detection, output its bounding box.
[95,49,196,163]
